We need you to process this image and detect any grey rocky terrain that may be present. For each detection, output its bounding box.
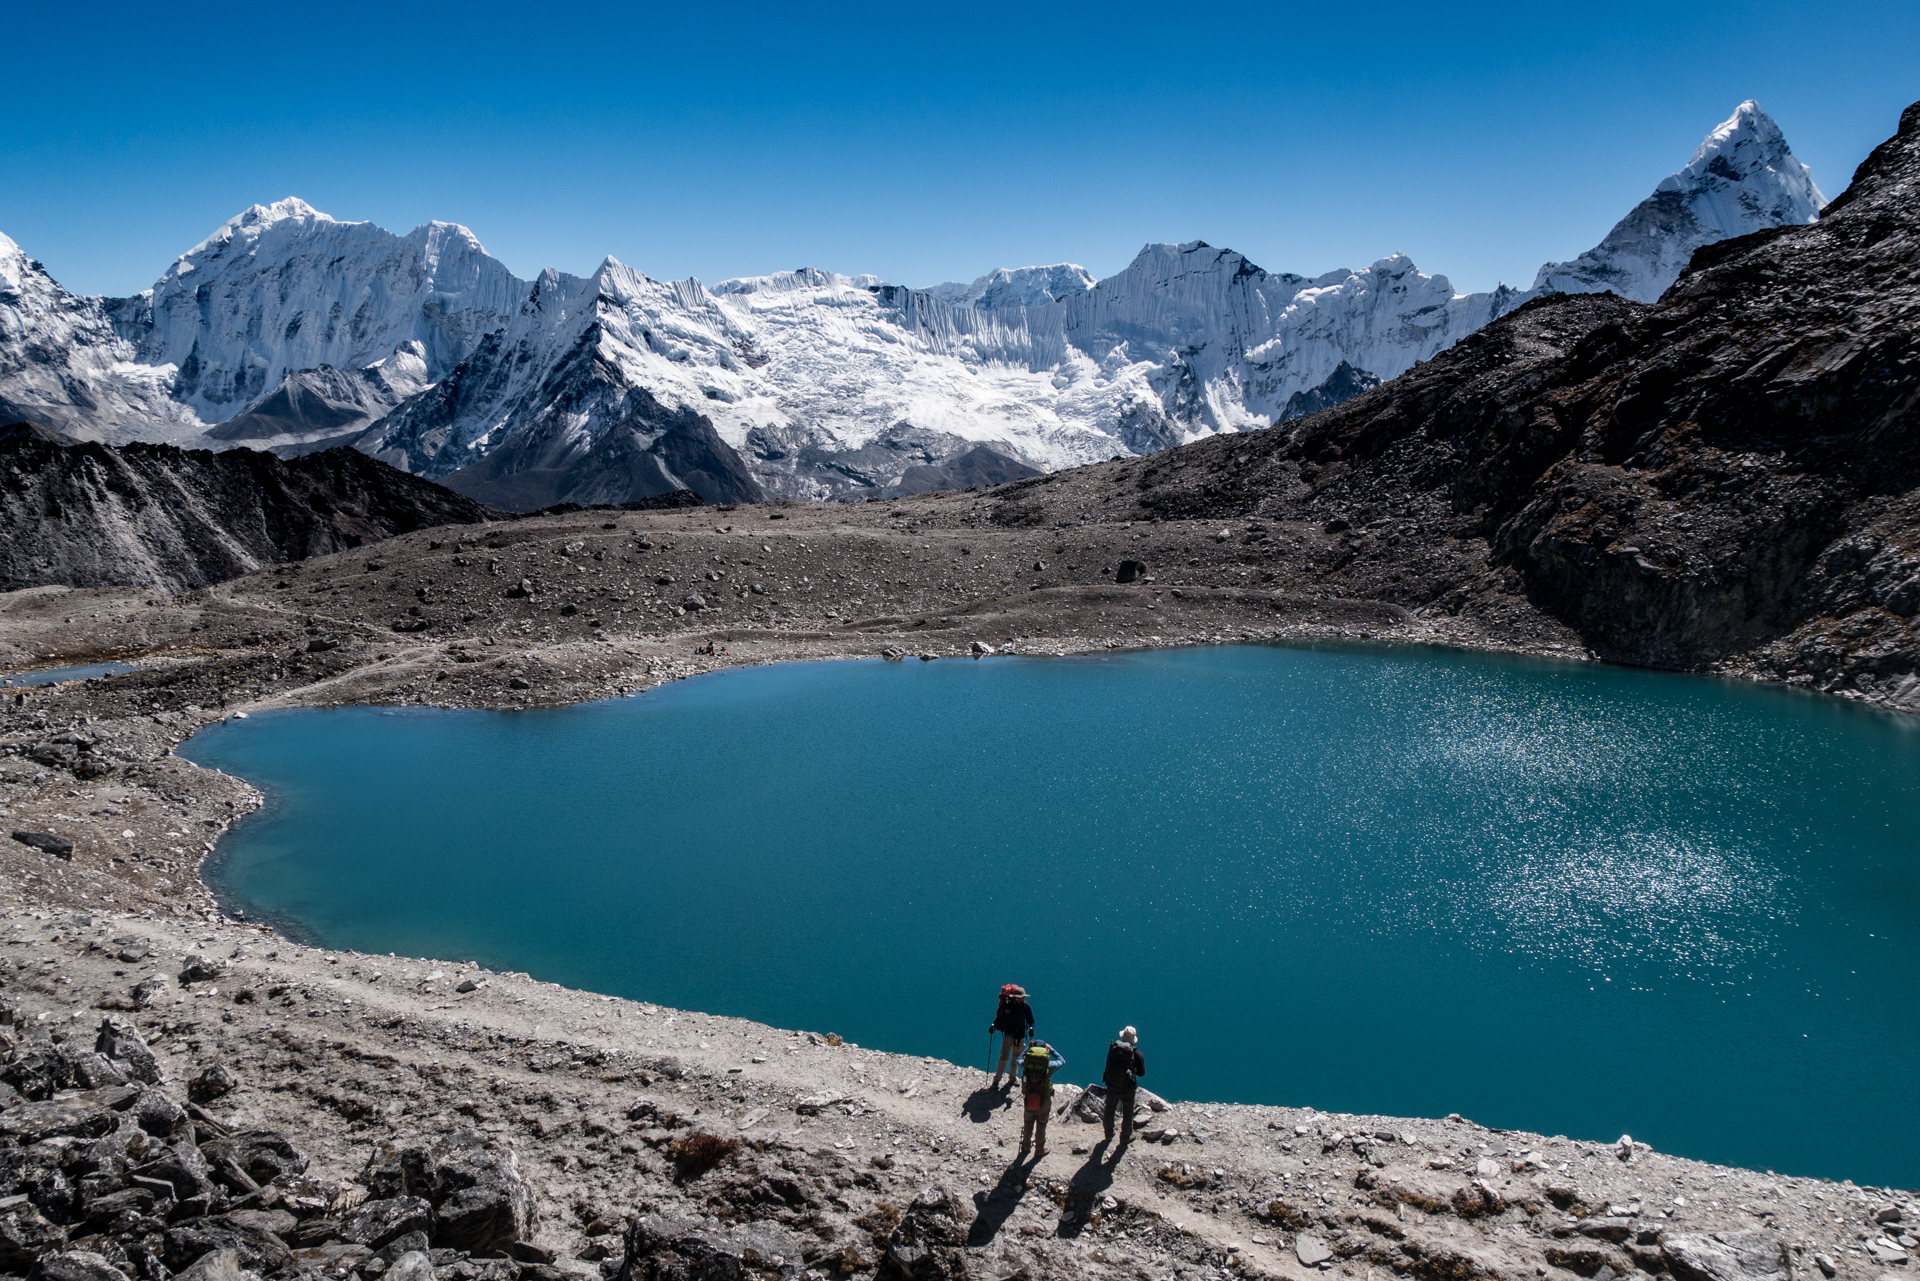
[0,490,1910,1280]
[0,426,500,596]
[0,905,1912,1281]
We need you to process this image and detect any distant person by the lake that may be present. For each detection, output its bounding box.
[1103,1026,1145,1145]
[1019,1038,1063,1161]
[988,983,1033,1090]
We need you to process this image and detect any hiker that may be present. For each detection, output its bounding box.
[1019,1038,1064,1160]
[988,983,1034,1089]
[1102,1026,1146,1144]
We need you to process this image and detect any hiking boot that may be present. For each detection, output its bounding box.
[1017,1144,1030,1159]
[1033,1145,1048,1159]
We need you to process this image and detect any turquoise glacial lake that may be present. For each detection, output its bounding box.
[180,644,1920,1185]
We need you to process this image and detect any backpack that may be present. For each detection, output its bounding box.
[1103,1041,1136,1089]
[1022,1042,1054,1109]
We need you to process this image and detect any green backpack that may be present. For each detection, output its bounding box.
[1022,1042,1054,1105]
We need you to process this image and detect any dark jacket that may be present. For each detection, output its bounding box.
[991,994,1034,1037]
[1103,1040,1145,1090]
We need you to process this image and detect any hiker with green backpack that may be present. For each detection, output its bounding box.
[1019,1038,1065,1161]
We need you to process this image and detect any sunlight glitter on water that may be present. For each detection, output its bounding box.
[182,642,1920,1184]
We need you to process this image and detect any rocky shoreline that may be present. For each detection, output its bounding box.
[2,907,1913,1281]
[1,499,1914,1281]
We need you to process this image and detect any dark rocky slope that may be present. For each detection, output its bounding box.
[1007,100,1920,708]
[0,423,503,593]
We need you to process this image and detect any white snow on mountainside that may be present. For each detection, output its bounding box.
[0,231,205,444]
[121,197,526,422]
[0,102,1825,505]
[1533,100,1826,302]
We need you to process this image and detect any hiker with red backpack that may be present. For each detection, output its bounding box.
[987,983,1034,1090]
[1018,1038,1065,1161]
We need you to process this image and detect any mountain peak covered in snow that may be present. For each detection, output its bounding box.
[1531,100,1825,303]
[0,101,1835,503]
[924,263,1096,310]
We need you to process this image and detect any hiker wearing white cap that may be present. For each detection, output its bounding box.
[1102,1026,1146,1145]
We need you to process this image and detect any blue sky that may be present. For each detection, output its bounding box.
[4,1,1916,299]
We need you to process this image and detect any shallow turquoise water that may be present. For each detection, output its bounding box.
[182,643,1920,1184]
[6,661,135,686]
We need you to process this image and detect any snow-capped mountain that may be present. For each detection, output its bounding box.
[206,340,434,451]
[118,197,526,422]
[0,101,1826,506]
[924,264,1097,310]
[1532,100,1826,302]
[0,232,204,443]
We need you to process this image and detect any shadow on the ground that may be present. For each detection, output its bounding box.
[1052,1136,1130,1239]
[960,1084,1013,1124]
[967,1158,1038,1246]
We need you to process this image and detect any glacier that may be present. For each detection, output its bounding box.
[0,101,1826,506]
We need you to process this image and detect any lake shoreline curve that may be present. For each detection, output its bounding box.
[0,506,1912,1281]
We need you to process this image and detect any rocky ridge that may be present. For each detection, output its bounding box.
[0,425,503,596]
[964,99,1920,710]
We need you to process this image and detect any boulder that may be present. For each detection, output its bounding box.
[11,830,73,859]
[95,1018,163,1084]
[386,1251,436,1281]
[0,1096,117,1142]
[164,1216,294,1275]
[189,1065,238,1104]
[364,1145,438,1200]
[179,958,223,985]
[131,1143,223,1217]
[200,1131,309,1185]
[27,1252,134,1281]
[620,1213,804,1281]
[429,1130,535,1253]
[1295,1234,1334,1268]
[0,1201,70,1271]
[879,1185,971,1280]
[1115,559,1147,584]
[1,1044,69,1100]
[2,1144,79,1221]
[170,1248,258,1281]
[340,1197,434,1250]
[1663,1231,1793,1281]
[134,1089,190,1140]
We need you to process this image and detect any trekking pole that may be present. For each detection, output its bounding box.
[986,1030,995,1076]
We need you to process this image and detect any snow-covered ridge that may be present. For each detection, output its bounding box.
[924,263,1097,310]
[1532,100,1825,302]
[0,101,1826,501]
[114,197,529,423]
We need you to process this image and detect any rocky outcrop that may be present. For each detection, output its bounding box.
[1073,98,1920,707]
[0,1015,537,1281]
[0,422,502,593]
